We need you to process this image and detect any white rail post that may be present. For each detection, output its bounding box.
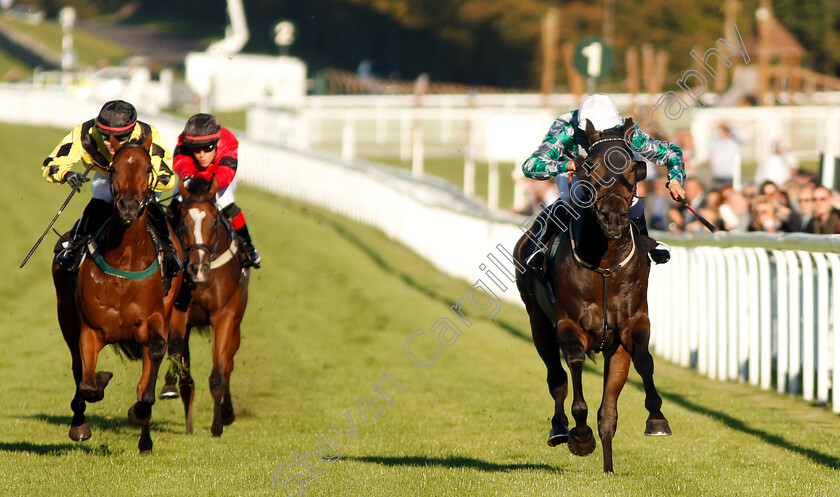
[412,123,424,177]
[488,160,500,210]
[341,112,356,161]
[771,250,789,393]
[798,251,815,401]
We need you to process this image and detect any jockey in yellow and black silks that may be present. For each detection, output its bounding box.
[42,99,182,278]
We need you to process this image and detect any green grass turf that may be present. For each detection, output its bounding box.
[3,122,840,496]
[0,16,130,69]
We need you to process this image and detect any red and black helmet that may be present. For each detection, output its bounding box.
[95,100,137,138]
[182,114,221,148]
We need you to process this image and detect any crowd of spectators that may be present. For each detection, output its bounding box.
[513,121,840,236]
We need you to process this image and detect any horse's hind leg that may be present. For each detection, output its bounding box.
[629,320,671,436]
[558,322,596,457]
[527,305,569,446]
[598,345,631,473]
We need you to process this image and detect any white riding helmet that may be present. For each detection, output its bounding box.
[577,94,622,131]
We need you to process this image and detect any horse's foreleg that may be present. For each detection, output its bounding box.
[78,326,107,403]
[210,315,240,437]
[628,319,671,436]
[129,321,167,454]
[599,345,631,473]
[558,321,595,457]
[528,305,569,446]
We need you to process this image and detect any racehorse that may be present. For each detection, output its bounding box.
[513,118,671,473]
[164,176,249,437]
[51,133,182,454]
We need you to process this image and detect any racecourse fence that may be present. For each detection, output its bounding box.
[651,232,840,413]
[3,86,839,414]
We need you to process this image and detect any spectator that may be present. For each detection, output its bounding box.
[761,180,801,231]
[754,140,798,186]
[718,191,751,231]
[804,186,840,234]
[641,179,672,231]
[749,195,792,233]
[795,185,815,230]
[706,122,745,190]
[669,177,706,231]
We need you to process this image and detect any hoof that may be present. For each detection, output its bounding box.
[568,427,596,457]
[128,404,151,426]
[547,425,570,447]
[645,418,672,436]
[139,450,152,455]
[95,371,113,390]
[158,385,180,400]
[69,422,91,442]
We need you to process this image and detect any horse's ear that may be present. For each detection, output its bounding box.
[623,117,634,135]
[142,132,153,151]
[585,119,600,144]
[210,177,219,195]
[109,134,121,150]
[633,160,647,183]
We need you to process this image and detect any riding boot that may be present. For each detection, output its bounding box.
[631,212,670,264]
[234,225,261,268]
[147,202,184,280]
[56,198,110,271]
[526,200,572,270]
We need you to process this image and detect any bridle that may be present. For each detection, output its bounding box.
[109,142,155,212]
[579,136,637,218]
[179,198,222,263]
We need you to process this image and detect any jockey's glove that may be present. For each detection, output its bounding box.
[64,171,89,191]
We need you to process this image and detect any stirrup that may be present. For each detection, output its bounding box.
[241,244,261,268]
[648,242,671,265]
[525,249,545,270]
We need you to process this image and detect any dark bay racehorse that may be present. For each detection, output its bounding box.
[164,177,249,436]
[514,118,671,472]
[52,133,183,453]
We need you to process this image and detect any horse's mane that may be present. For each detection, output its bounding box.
[184,177,214,195]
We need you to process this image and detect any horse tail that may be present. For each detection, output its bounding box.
[192,324,212,338]
[111,340,144,361]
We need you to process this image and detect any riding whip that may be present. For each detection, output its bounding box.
[680,198,717,233]
[19,163,94,268]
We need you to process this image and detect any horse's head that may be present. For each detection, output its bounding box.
[178,176,220,283]
[109,133,154,225]
[574,118,647,239]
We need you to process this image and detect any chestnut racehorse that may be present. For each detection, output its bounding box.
[514,118,671,472]
[52,133,182,454]
[164,176,249,437]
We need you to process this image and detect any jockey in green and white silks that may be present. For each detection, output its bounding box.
[521,94,687,268]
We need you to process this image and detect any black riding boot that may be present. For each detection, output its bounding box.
[234,225,261,269]
[56,198,110,271]
[631,212,670,264]
[526,200,572,270]
[147,202,184,279]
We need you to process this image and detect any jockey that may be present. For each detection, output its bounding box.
[43,100,183,279]
[170,114,261,268]
[522,94,687,268]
